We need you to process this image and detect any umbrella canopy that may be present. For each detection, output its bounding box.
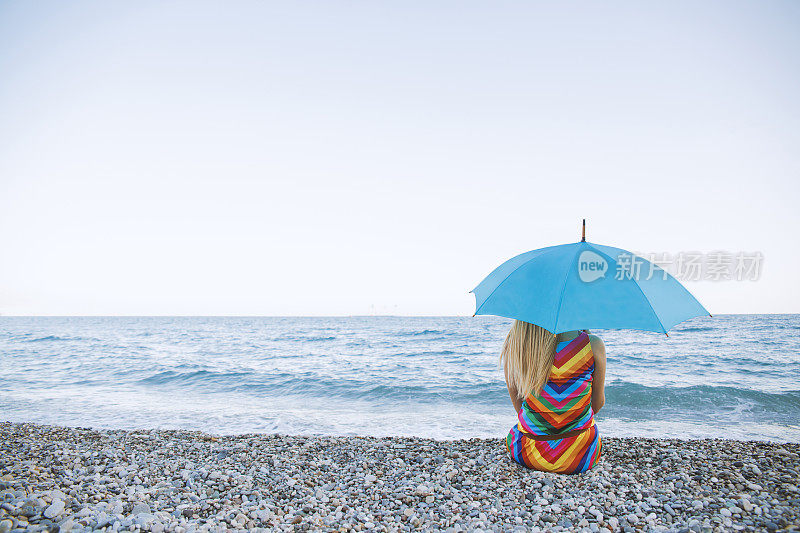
[471,236,709,335]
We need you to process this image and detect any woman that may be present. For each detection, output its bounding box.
[503,320,606,474]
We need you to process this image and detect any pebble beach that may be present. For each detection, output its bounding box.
[1,423,798,532]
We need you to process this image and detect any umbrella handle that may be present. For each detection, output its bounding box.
[581,219,586,242]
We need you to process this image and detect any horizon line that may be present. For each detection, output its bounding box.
[0,313,794,318]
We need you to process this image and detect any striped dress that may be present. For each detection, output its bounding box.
[506,331,602,474]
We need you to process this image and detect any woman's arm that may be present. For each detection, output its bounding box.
[504,364,523,414]
[588,335,606,413]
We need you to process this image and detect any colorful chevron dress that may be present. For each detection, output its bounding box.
[506,331,602,474]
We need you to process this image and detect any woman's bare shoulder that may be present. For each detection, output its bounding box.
[587,335,606,356]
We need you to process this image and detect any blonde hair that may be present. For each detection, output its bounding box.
[501,320,558,398]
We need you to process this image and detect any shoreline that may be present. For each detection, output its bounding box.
[1,422,798,532]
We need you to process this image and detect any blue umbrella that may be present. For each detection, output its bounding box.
[471,221,710,334]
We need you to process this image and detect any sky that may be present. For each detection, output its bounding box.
[0,1,798,316]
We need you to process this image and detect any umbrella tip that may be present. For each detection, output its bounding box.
[581,219,586,242]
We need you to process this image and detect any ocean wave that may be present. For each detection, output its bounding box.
[262,376,506,404]
[396,329,444,337]
[402,350,457,357]
[138,369,254,385]
[21,335,87,343]
[135,368,508,404]
[273,334,337,342]
[604,382,800,416]
[674,326,715,333]
[133,369,800,416]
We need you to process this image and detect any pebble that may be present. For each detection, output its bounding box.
[1,421,798,531]
[131,502,151,515]
[43,499,64,519]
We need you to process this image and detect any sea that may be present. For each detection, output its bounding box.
[1,315,798,442]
